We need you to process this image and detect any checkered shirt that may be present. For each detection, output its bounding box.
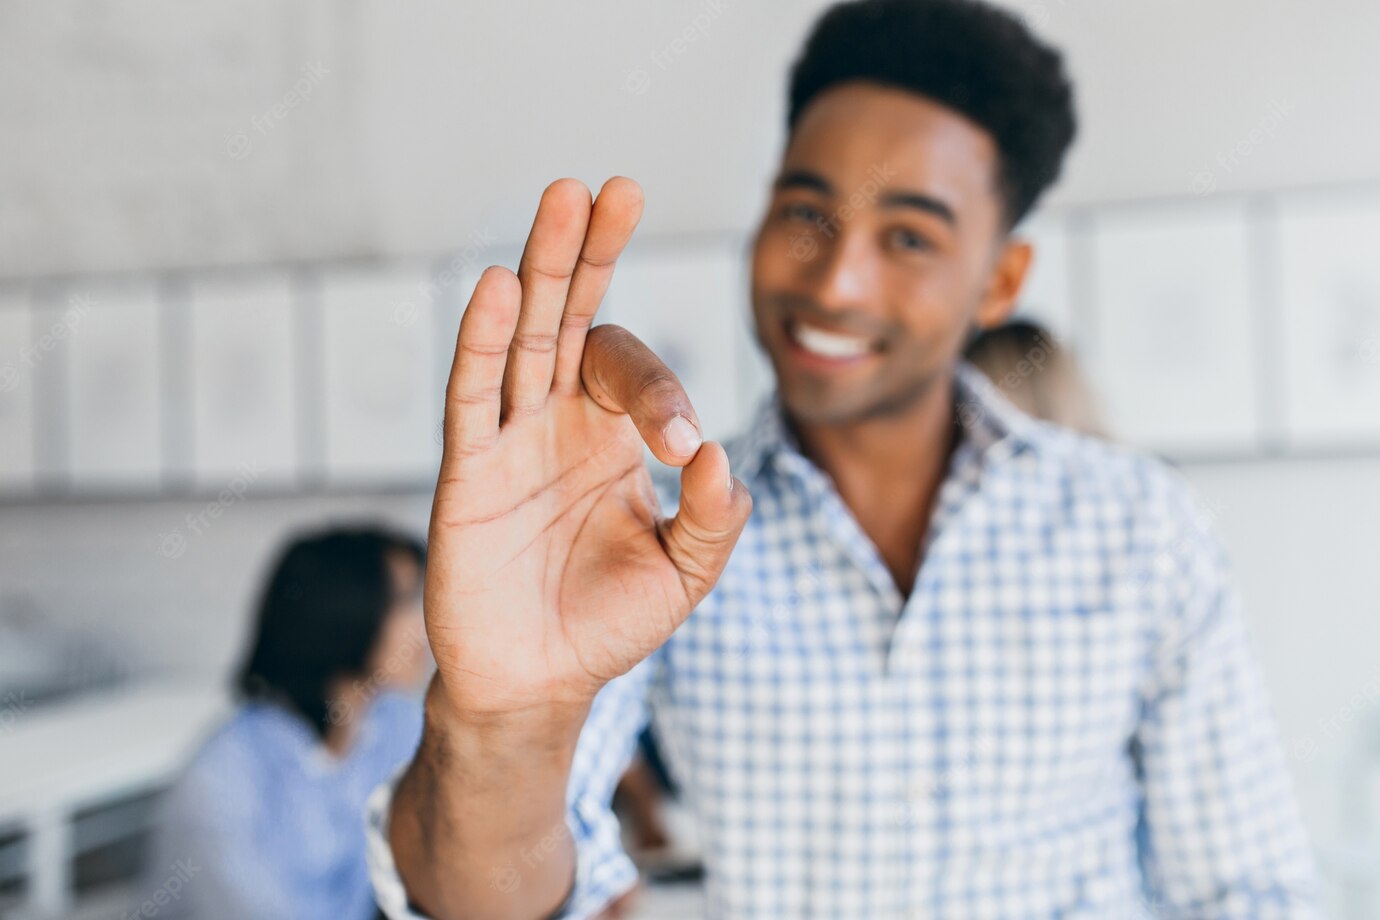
[368,363,1319,919]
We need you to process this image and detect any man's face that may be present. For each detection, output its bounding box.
[751,81,1028,426]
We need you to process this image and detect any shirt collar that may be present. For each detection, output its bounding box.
[729,360,1041,484]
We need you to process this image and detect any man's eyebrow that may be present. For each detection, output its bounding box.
[880,190,957,226]
[775,171,958,227]
[773,170,833,195]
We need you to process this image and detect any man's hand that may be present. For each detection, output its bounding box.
[391,177,745,920]
[390,178,749,920]
[427,175,752,719]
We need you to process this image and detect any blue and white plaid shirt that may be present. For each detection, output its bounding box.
[368,364,1319,919]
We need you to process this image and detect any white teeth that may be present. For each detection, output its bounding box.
[790,322,875,359]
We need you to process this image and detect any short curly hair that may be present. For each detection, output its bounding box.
[788,0,1077,228]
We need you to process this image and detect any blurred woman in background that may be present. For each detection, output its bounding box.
[964,318,1107,437]
[155,525,430,920]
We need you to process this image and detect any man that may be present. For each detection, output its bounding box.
[368,1,1320,917]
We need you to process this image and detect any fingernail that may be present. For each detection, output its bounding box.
[663,416,702,458]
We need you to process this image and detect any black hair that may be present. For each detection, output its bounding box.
[964,317,1053,357]
[787,0,1077,227]
[236,524,425,738]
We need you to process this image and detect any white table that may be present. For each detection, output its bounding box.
[0,681,228,918]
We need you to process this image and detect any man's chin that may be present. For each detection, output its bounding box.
[778,375,945,429]
[778,386,881,428]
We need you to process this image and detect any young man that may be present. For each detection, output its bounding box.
[368,1,1319,917]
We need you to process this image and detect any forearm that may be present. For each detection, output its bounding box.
[389,679,592,920]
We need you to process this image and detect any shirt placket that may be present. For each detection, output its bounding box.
[892,446,1017,913]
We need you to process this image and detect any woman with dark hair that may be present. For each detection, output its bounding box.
[154,524,430,920]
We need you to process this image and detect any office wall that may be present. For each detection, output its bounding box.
[1179,458,1380,901]
[5,0,1379,276]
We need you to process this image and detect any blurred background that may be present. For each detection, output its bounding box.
[1,1,1379,917]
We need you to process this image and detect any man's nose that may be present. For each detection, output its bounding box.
[806,228,877,314]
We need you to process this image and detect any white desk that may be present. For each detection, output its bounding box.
[0,681,228,918]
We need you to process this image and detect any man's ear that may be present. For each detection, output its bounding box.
[974,238,1033,330]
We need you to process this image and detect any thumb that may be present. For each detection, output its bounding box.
[659,441,752,604]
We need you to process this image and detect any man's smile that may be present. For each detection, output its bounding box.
[781,316,888,371]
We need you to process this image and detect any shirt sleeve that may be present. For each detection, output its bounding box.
[1132,478,1323,918]
[367,653,660,920]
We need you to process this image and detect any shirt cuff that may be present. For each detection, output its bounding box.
[366,767,432,920]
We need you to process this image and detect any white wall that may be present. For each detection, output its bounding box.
[5,1,1379,277]
[0,493,432,684]
[1180,458,1380,909]
[0,2,370,277]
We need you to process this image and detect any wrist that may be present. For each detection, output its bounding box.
[423,676,592,761]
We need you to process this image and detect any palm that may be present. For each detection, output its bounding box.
[426,178,750,716]
[429,397,685,709]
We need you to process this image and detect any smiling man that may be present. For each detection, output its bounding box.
[367,1,1320,918]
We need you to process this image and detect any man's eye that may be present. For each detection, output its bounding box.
[782,202,824,223]
[887,226,932,252]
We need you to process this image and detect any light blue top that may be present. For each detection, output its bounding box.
[157,690,423,920]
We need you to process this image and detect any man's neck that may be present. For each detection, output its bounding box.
[791,374,960,597]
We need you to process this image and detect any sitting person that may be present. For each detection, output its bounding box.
[154,524,430,920]
[964,317,1107,436]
